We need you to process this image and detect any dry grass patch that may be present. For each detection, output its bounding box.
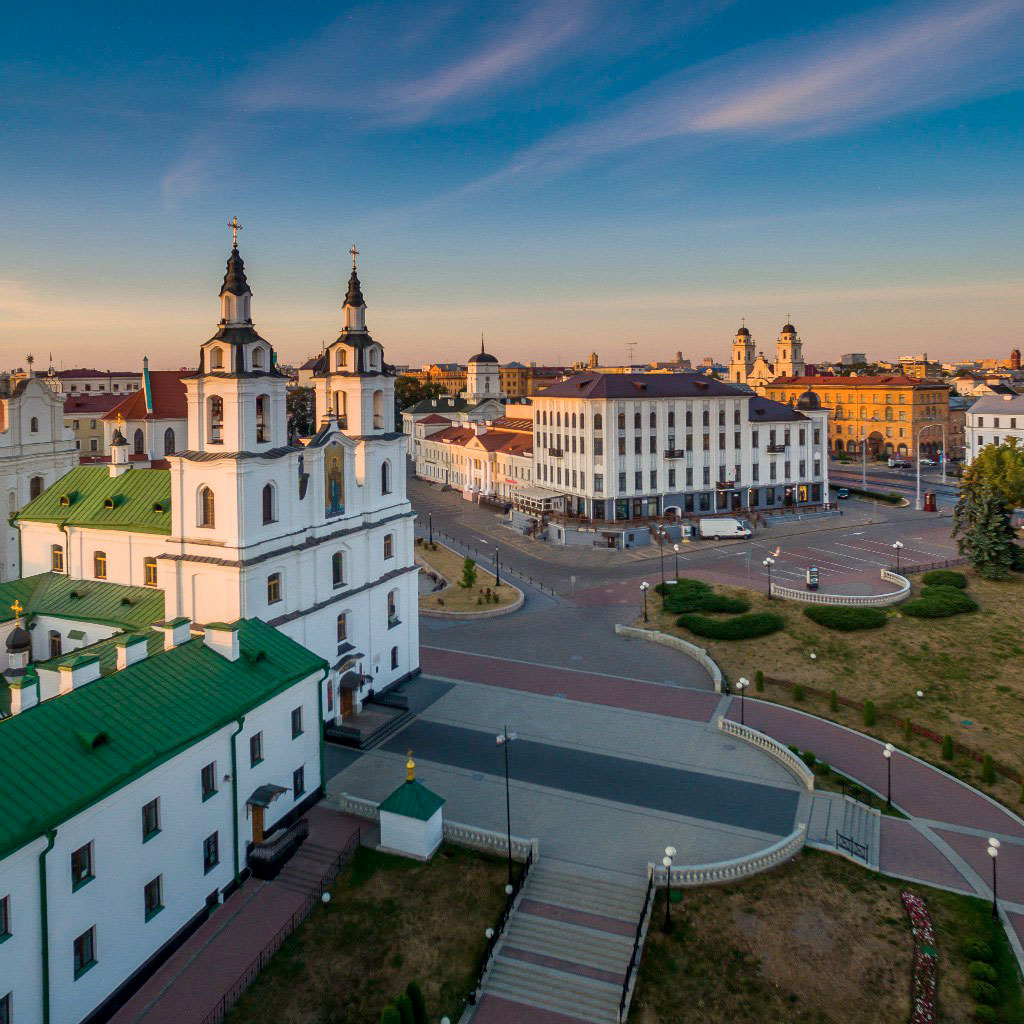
[416,541,519,613]
[631,849,1020,1024]
[226,845,508,1024]
[642,570,1024,806]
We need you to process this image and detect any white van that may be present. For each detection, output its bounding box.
[698,517,752,540]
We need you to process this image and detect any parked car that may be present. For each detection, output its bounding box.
[888,457,912,469]
[697,517,752,539]
[919,457,937,467]
[835,487,850,499]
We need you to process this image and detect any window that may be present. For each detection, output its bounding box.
[203,832,219,874]
[49,631,62,658]
[332,551,345,588]
[73,926,97,978]
[143,557,158,587]
[133,428,144,455]
[293,767,305,798]
[267,572,281,604]
[144,876,163,920]
[262,483,276,524]
[199,486,215,527]
[337,612,347,645]
[387,590,398,626]
[93,551,107,579]
[51,544,65,572]
[89,437,98,452]
[71,843,94,890]
[381,460,392,495]
[336,349,347,369]
[594,413,602,430]
[383,533,394,559]
[250,732,264,766]
[252,347,264,369]
[208,396,224,444]
[142,798,160,841]
[0,895,9,940]
[291,706,303,738]
[594,474,603,493]
[617,412,625,430]
[255,394,269,442]
[634,471,642,490]
[30,475,44,499]
[391,645,399,669]
[163,427,175,456]
[29,417,38,433]
[210,346,224,370]
[201,762,217,800]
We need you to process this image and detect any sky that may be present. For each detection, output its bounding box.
[1,0,1023,371]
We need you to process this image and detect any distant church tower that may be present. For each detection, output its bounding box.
[729,323,755,384]
[775,320,805,378]
[463,338,501,403]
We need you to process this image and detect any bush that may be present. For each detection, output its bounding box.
[788,744,799,755]
[459,557,477,589]
[847,487,903,504]
[862,700,876,727]
[1012,546,1024,572]
[902,584,978,618]
[803,605,888,631]
[970,980,1000,1005]
[676,612,785,640]
[406,982,428,1024]
[964,938,994,962]
[793,684,805,702]
[969,961,999,982]
[903,718,912,741]
[982,754,996,784]
[700,594,752,613]
[381,1009,401,1024]
[942,735,955,760]
[755,669,764,692]
[974,1006,998,1023]
[662,579,749,615]
[921,569,968,588]
[829,689,838,712]
[816,761,830,776]
[800,750,816,768]
[394,994,415,1024]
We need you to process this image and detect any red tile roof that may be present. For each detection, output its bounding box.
[63,393,123,414]
[770,374,945,389]
[489,417,533,432]
[418,413,453,425]
[102,371,188,422]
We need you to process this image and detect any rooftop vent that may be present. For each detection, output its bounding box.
[103,497,114,510]
[59,494,70,506]
[75,730,109,752]
[152,501,165,512]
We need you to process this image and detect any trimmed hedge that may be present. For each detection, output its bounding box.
[676,612,785,640]
[902,584,978,619]
[803,605,888,631]
[846,487,903,504]
[660,578,750,614]
[921,569,967,589]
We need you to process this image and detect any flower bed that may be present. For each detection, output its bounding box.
[902,891,938,1024]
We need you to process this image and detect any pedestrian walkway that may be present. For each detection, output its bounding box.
[473,859,648,1024]
[111,808,362,1024]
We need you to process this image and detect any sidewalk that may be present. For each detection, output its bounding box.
[112,808,362,1024]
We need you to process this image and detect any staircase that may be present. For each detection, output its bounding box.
[836,795,881,870]
[480,859,648,1023]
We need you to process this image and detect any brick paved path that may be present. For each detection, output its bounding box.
[112,808,363,1024]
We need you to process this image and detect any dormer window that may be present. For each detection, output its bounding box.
[336,349,348,370]
[210,347,224,371]
[252,347,264,369]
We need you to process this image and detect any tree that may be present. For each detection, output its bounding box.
[395,375,445,423]
[953,483,1017,580]
[459,557,477,589]
[287,386,315,437]
[959,437,1024,508]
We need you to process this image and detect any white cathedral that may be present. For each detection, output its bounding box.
[728,321,806,388]
[12,235,419,721]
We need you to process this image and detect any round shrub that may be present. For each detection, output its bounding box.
[921,569,968,588]
[969,961,998,982]
[800,750,816,769]
[970,980,1000,1005]
[755,669,764,692]
[699,594,752,614]
[974,1006,997,1023]
[982,754,997,785]
[381,1009,401,1024]
[902,585,978,618]
[662,579,712,612]
[964,938,994,962]
[804,605,887,631]
[815,760,831,776]
[676,612,785,640]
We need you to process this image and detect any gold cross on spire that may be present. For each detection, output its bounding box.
[10,599,23,623]
[228,216,242,248]
[740,317,746,326]
[116,412,124,430]
[349,244,359,270]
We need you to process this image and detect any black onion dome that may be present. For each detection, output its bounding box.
[782,323,797,334]
[796,388,821,411]
[736,326,750,337]
[468,339,497,364]
[221,247,251,297]
[345,269,364,307]
[6,624,30,653]
[110,428,128,447]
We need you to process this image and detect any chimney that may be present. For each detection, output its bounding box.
[204,621,240,661]
[58,654,101,694]
[1004,394,1013,402]
[159,617,192,650]
[116,633,149,669]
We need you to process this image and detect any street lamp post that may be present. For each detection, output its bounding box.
[494,547,501,587]
[640,581,650,622]
[892,541,903,573]
[883,743,894,808]
[673,543,680,582]
[495,727,518,886]
[763,556,775,598]
[736,677,749,725]
[428,511,433,545]
[988,838,1001,918]
[662,846,676,933]
[658,529,666,589]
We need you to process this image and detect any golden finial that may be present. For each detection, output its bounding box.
[349,244,359,270]
[11,599,23,624]
[116,412,124,430]
[406,750,415,782]
[228,216,242,248]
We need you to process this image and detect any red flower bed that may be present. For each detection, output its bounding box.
[902,892,938,1024]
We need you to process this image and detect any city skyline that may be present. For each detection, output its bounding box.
[2,0,1023,367]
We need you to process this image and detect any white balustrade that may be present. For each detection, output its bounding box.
[770,568,910,606]
[614,624,724,692]
[718,716,815,790]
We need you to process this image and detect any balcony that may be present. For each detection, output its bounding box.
[663,449,687,459]
[547,448,564,458]
[766,444,787,454]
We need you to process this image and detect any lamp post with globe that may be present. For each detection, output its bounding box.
[662,845,677,933]
[640,581,650,623]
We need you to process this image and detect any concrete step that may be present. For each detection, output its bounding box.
[530,862,647,897]
[487,955,621,1023]
[505,916,633,972]
[523,880,642,921]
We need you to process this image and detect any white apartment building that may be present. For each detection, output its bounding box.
[530,372,829,520]
[965,393,1024,463]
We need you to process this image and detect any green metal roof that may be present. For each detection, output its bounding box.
[0,573,165,631]
[0,618,327,860]
[14,464,171,534]
[33,630,164,678]
[378,780,445,822]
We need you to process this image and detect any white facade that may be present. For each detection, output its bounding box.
[0,379,78,583]
[414,421,534,500]
[379,806,443,860]
[965,394,1024,463]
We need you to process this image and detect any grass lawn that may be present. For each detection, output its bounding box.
[226,845,509,1024]
[641,569,1024,808]
[417,540,520,613]
[631,849,1023,1024]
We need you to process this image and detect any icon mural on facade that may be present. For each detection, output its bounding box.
[325,442,345,517]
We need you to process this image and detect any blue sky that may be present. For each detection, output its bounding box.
[1,0,1022,370]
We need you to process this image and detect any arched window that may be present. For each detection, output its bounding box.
[332,552,345,589]
[255,394,269,443]
[210,347,223,370]
[208,396,224,444]
[668,410,675,428]
[252,347,264,369]
[262,482,276,524]
[199,486,215,528]
[133,428,144,455]
[336,612,347,642]
[30,476,44,499]
[383,533,394,559]
[650,410,657,428]
[93,551,107,579]
[163,427,175,455]
[571,413,576,429]
[372,390,384,430]
[30,417,38,433]
[336,349,348,369]
[617,412,625,430]
[556,412,561,427]
[381,460,392,495]
[594,413,602,431]
[387,590,398,625]
[391,646,399,670]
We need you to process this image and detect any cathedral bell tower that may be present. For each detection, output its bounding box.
[184,219,289,454]
[729,322,755,384]
[775,319,805,378]
[314,246,395,436]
